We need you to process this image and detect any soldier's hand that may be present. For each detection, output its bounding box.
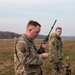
[42,43,47,49]
[42,53,50,59]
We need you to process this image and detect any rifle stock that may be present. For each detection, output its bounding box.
[38,20,57,54]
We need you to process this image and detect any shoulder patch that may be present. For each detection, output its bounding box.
[17,42,26,53]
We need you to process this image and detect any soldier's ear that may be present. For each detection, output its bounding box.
[29,28,32,32]
[28,26,34,32]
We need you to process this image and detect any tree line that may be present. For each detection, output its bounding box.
[0,31,46,39]
[0,31,21,39]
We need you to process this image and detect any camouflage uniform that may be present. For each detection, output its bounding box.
[14,34,43,75]
[48,33,63,74]
[48,33,63,62]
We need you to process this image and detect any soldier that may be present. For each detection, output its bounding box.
[14,20,50,75]
[48,27,63,74]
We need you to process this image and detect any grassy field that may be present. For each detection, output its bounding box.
[0,39,75,75]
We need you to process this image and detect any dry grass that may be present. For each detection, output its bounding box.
[0,39,14,75]
[0,39,75,75]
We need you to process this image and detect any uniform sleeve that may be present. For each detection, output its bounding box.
[16,41,27,64]
[26,54,43,65]
[48,38,57,61]
[17,42,26,53]
[49,38,57,51]
[48,37,63,61]
[16,41,43,65]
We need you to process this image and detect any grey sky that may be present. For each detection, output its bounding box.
[0,0,75,36]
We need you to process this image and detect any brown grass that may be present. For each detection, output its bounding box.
[0,39,75,75]
[0,39,14,75]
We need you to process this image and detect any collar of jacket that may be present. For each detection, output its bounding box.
[22,34,33,43]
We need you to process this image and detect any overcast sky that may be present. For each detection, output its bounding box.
[0,0,75,36]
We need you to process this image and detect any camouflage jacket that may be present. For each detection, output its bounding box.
[14,34,43,75]
[48,33,63,61]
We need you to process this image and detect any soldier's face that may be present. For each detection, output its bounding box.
[30,26,41,39]
[56,29,62,36]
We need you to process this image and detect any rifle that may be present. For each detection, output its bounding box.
[38,20,57,54]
